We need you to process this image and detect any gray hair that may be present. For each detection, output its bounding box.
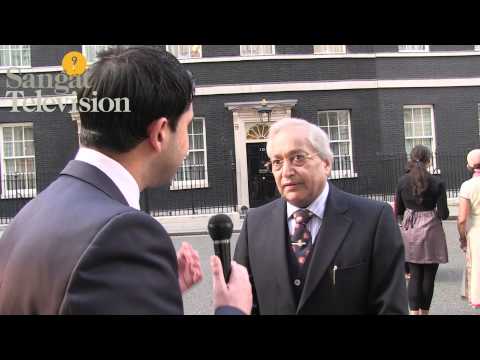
[266,117,333,164]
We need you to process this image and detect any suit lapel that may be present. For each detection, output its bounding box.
[60,160,129,207]
[256,198,296,313]
[297,184,352,312]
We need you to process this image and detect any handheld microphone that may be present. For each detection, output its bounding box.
[208,214,233,282]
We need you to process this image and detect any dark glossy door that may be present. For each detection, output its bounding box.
[246,142,279,208]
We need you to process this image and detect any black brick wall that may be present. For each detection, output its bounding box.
[275,45,314,55]
[31,45,82,67]
[184,58,377,85]
[202,45,239,57]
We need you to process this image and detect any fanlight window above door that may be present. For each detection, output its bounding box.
[247,124,270,140]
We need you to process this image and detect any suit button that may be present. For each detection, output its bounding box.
[294,279,301,286]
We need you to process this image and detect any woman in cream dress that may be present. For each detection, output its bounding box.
[458,149,480,309]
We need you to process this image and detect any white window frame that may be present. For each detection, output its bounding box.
[475,45,480,51]
[166,45,202,59]
[398,45,429,52]
[403,105,439,173]
[170,117,208,190]
[240,45,275,57]
[315,110,357,179]
[313,45,346,55]
[0,122,37,199]
[0,45,31,68]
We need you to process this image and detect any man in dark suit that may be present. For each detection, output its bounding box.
[234,118,408,315]
[0,46,251,315]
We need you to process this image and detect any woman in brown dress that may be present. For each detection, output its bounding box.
[395,145,449,315]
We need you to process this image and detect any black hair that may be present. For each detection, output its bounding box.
[78,46,195,153]
[406,144,432,204]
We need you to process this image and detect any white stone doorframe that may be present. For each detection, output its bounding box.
[224,99,298,211]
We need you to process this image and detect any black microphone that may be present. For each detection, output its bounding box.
[208,214,233,282]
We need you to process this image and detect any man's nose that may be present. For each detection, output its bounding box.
[281,160,295,178]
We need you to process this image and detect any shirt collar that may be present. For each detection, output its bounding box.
[75,147,141,210]
[286,181,330,220]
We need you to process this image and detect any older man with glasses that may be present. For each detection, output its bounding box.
[234,117,408,315]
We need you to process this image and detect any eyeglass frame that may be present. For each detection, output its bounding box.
[266,151,323,172]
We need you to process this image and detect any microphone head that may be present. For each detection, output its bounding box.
[208,214,233,240]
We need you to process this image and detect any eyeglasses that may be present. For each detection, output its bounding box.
[268,152,320,171]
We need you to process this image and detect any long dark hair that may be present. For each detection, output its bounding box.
[406,145,431,204]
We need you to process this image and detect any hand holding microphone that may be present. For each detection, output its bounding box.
[210,256,252,315]
[208,214,252,314]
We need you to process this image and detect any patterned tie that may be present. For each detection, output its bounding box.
[290,209,314,266]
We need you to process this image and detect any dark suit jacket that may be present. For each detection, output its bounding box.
[0,160,243,315]
[234,184,408,315]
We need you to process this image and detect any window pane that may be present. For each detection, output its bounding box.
[315,45,345,54]
[331,142,340,156]
[25,141,35,156]
[318,113,328,127]
[329,126,339,141]
[15,142,24,156]
[193,165,205,180]
[192,119,203,134]
[26,158,35,172]
[320,126,329,136]
[0,49,7,65]
[328,112,338,126]
[338,111,349,125]
[188,135,194,149]
[405,139,414,154]
[180,45,190,57]
[3,127,12,142]
[424,119,432,136]
[339,142,350,156]
[175,167,184,181]
[193,151,204,165]
[24,127,33,140]
[422,108,431,122]
[5,159,14,173]
[14,127,23,141]
[191,45,201,58]
[262,45,273,55]
[15,158,26,173]
[194,135,204,150]
[414,121,423,137]
[412,108,422,122]
[339,126,349,140]
[3,143,13,157]
[404,108,412,123]
[22,48,31,66]
[422,139,432,149]
[404,122,413,137]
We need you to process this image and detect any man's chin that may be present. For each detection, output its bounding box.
[283,193,308,208]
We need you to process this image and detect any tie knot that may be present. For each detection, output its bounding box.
[293,209,313,225]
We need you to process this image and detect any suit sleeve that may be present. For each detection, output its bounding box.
[233,214,259,315]
[214,306,245,315]
[60,211,183,315]
[368,204,409,315]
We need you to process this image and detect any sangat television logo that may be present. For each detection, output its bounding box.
[4,51,130,113]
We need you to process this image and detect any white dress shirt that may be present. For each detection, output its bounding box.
[75,147,141,210]
[286,181,329,244]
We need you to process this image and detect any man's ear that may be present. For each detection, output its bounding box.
[323,158,332,177]
[147,117,169,153]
